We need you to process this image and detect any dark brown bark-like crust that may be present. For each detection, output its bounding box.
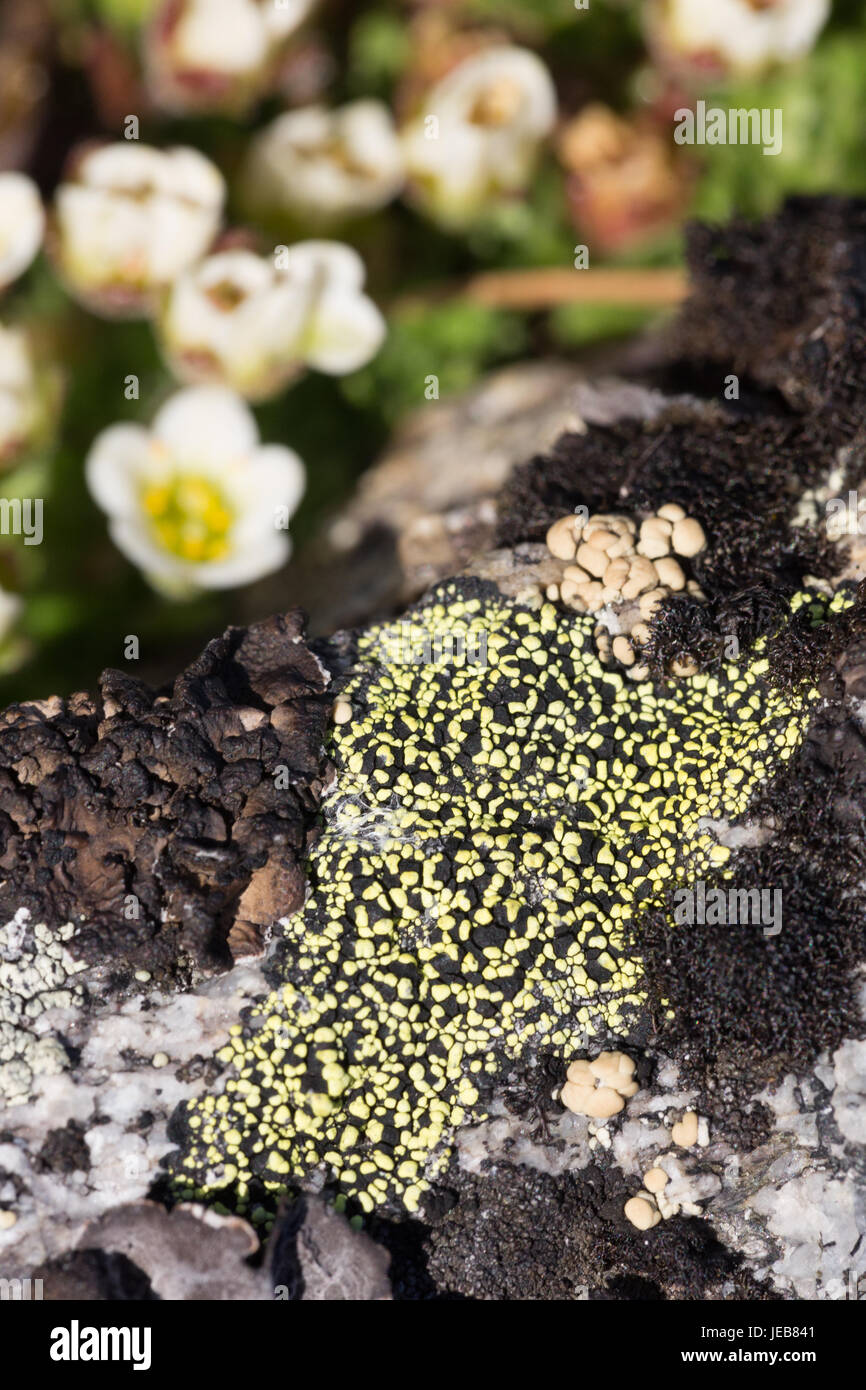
[0,611,332,985]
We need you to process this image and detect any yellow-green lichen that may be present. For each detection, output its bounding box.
[171,581,845,1214]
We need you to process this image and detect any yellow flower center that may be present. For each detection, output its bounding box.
[141,473,234,564]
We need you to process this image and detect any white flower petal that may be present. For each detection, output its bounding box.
[75,142,166,191]
[0,324,38,458]
[173,0,269,74]
[652,0,829,72]
[0,324,35,392]
[152,386,259,463]
[162,244,394,397]
[75,143,224,207]
[238,443,306,530]
[88,381,305,594]
[163,249,302,365]
[339,99,406,183]
[161,281,306,397]
[162,147,226,209]
[194,248,275,294]
[55,184,142,287]
[143,194,221,283]
[279,239,366,291]
[147,0,314,114]
[0,587,22,643]
[0,392,28,451]
[264,0,315,40]
[265,105,331,145]
[402,118,489,215]
[108,516,186,584]
[85,424,153,517]
[302,287,385,374]
[431,47,557,139]
[193,530,291,588]
[402,46,556,222]
[0,174,44,290]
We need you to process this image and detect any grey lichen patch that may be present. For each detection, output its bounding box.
[0,955,270,1277]
[0,909,87,1106]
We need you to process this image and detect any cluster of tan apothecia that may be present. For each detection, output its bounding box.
[544,504,707,678]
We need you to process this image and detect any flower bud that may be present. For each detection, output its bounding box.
[145,0,316,115]
[0,324,42,469]
[558,104,692,253]
[401,47,556,227]
[0,587,27,676]
[644,0,829,81]
[158,241,385,398]
[245,100,404,225]
[52,142,225,318]
[0,173,44,292]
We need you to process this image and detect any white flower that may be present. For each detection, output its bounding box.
[86,386,305,596]
[0,174,44,292]
[146,0,316,114]
[0,324,39,467]
[402,47,557,226]
[158,241,386,397]
[245,101,404,222]
[0,586,26,675]
[0,588,22,642]
[53,142,225,318]
[646,0,830,78]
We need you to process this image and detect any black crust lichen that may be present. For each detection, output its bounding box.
[634,698,866,1111]
[419,1160,776,1302]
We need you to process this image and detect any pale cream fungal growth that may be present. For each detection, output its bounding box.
[671,1110,700,1148]
[624,1195,662,1231]
[560,1050,640,1119]
[643,1167,669,1195]
[545,505,707,677]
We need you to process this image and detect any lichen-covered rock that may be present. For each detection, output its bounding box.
[4,196,866,1301]
[168,579,851,1215]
